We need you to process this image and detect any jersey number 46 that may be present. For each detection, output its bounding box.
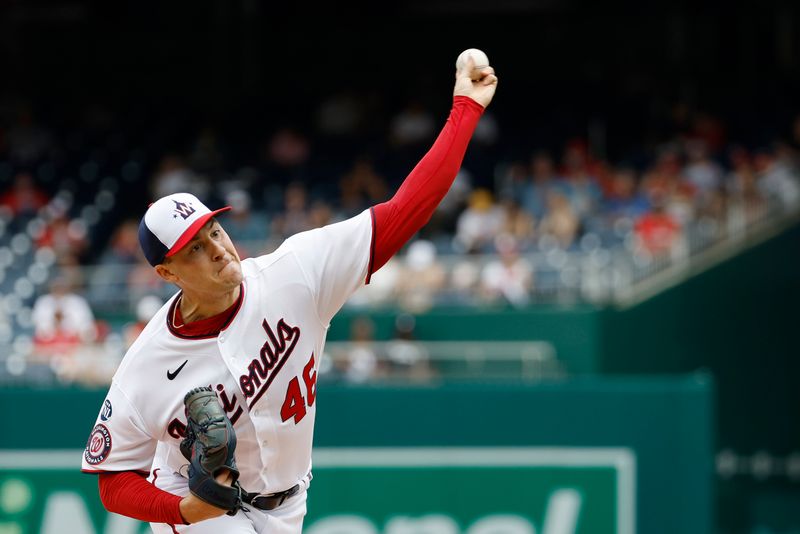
[280,353,317,424]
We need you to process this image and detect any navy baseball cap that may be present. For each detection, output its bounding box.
[138,193,231,266]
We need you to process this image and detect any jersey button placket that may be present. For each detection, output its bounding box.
[217,336,240,379]
[250,403,278,473]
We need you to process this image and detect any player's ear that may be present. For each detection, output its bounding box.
[154,263,179,284]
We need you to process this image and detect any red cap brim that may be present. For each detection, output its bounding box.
[165,206,232,257]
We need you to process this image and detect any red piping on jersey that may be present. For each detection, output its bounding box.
[370,96,484,274]
[82,468,149,475]
[167,282,245,339]
[365,206,376,285]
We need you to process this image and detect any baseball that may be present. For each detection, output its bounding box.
[456,48,490,80]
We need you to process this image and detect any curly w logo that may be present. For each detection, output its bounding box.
[172,200,196,220]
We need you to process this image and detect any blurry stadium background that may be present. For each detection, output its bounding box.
[1,1,799,533]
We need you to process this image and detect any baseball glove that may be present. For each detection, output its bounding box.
[180,386,243,514]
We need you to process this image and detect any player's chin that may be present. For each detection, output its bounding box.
[220,262,243,284]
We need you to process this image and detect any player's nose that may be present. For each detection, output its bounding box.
[209,240,227,260]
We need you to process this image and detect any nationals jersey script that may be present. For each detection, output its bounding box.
[82,210,373,495]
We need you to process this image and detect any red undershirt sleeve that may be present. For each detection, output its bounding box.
[369,95,485,276]
[98,471,186,526]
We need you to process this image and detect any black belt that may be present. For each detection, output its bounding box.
[243,484,301,511]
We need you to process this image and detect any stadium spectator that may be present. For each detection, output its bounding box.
[395,239,447,313]
[684,138,724,194]
[342,316,385,383]
[499,197,536,251]
[603,167,650,221]
[0,172,49,220]
[30,274,118,387]
[559,138,605,218]
[665,182,697,229]
[454,188,505,253]
[1,74,799,328]
[521,151,564,219]
[754,146,800,208]
[479,233,534,308]
[640,146,686,202]
[35,203,89,261]
[32,275,98,356]
[448,258,482,306]
[538,190,580,249]
[633,195,682,257]
[725,146,767,223]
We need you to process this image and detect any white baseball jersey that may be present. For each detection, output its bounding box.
[82,209,373,497]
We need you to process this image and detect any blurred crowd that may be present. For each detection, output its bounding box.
[1,95,799,385]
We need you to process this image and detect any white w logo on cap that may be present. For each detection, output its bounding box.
[172,200,196,220]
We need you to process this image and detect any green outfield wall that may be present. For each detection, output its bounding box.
[3,376,712,534]
[600,223,800,532]
[328,221,800,532]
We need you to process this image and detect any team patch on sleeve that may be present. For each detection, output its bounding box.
[84,424,113,465]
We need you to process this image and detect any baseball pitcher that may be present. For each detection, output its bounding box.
[82,54,498,533]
